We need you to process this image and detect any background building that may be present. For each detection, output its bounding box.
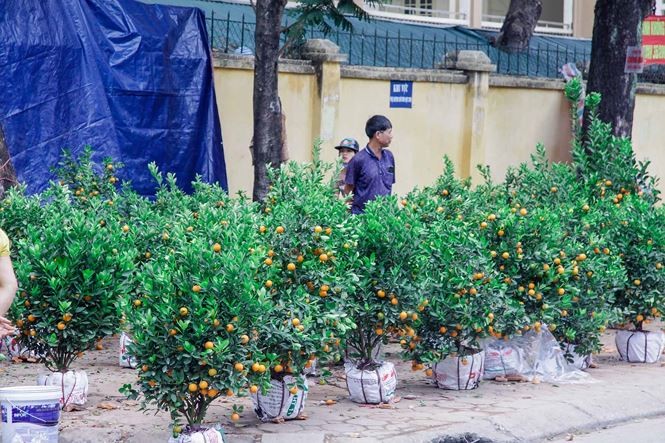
[364,0,595,38]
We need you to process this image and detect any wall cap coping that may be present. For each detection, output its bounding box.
[636,82,665,95]
[301,39,348,63]
[212,52,665,95]
[341,65,467,83]
[212,52,315,74]
[490,75,564,90]
[490,75,665,95]
[443,50,496,73]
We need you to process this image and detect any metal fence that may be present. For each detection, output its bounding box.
[207,13,591,79]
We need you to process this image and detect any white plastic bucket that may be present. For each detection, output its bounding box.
[0,385,61,443]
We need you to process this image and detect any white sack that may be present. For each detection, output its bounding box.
[251,375,308,422]
[119,332,138,369]
[433,351,484,390]
[345,361,397,404]
[616,329,664,364]
[37,370,88,406]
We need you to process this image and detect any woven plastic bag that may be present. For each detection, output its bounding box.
[119,332,138,369]
[616,329,664,363]
[345,361,397,404]
[168,425,224,443]
[251,375,307,422]
[483,340,525,379]
[561,343,593,370]
[37,370,89,406]
[433,351,485,390]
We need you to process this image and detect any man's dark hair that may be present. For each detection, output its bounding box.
[365,115,392,138]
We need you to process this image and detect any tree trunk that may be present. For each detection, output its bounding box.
[252,0,287,202]
[585,0,653,139]
[493,0,542,52]
[0,125,17,199]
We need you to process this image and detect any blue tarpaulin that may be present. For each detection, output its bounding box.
[0,0,227,196]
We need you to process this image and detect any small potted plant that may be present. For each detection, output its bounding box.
[484,151,617,373]
[546,198,626,369]
[609,197,665,363]
[403,203,523,389]
[11,186,135,407]
[562,85,664,362]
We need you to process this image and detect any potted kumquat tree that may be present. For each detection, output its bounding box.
[121,172,266,440]
[250,151,356,419]
[11,184,135,408]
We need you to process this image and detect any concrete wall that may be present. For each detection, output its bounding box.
[213,51,665,198]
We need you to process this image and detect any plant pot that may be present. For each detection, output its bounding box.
[37,370,88,407]
[432,351,484,390]
[561,343,592,370]
[345,361,397,404]
[251,375,308,422]
[119,332,137,369]
[167,425,224,443]
[483,339,525,380]
[615,329,665,363]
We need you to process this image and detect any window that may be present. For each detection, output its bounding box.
[420,0,432,16]
[404,0,416,15]
[483,0,567,30]
[483,0,510,18]
[540,0,564,24]
[391,0,450,18]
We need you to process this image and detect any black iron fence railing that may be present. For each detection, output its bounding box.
[207,13,591,79]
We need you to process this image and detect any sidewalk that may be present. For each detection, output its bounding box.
[2,330,665,443]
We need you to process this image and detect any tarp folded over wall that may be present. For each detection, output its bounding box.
[0,0,227,195]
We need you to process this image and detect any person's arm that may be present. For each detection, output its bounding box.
[0,229,17,336]
[0,256,17,337]
[344,156,359,197]
[0,256,17,317]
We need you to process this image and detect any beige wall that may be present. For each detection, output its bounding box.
[214,54,665,198]
[485,82,573,183]
[634,91,665,189]
[336,78,467,196]
[214,61,316,195]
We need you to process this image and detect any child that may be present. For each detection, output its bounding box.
[334,137,359,195]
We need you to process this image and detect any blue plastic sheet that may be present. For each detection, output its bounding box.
[0,0,227,196]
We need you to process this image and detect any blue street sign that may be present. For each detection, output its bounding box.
[389,80,413,108]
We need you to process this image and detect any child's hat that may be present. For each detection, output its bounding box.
[334,137,359,152]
